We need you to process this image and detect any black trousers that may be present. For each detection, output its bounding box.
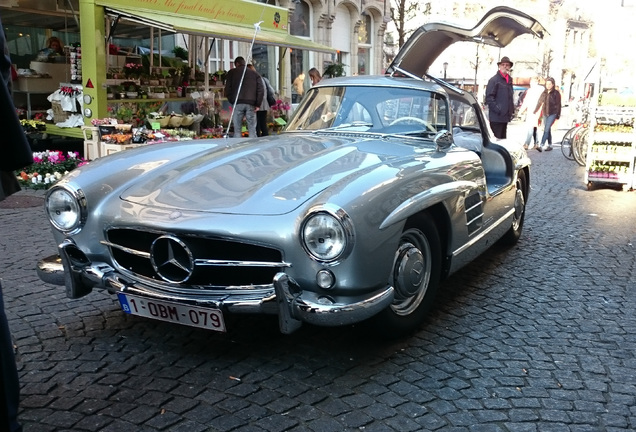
[256,110,269,137]
[0,281,21,432]
[489,121,508,139]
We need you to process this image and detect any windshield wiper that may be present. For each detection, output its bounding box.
[316,121,374,132]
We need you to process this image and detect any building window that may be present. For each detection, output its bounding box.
[290,1,310,37]
[291,49,309,103]
[358,14,371,44]
[358,14,372,75]
[290,1,311,102]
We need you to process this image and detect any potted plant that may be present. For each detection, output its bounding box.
[106,86,114,99]
[323,62,346,78]
[172,46,188,61]
[113,85,125,99]
[213,69,226,86]
[160,69,171,86]
[149,72,161,86]
[123,62,143,79]
[139,73,150,85]
[126,84,139,99]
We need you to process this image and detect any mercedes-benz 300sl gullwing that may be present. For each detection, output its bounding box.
[37,7,545,336]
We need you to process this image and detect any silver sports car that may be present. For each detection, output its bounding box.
[37,7,545,336]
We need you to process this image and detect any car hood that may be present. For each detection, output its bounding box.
[120,134,425,215]
[386,6,546,78]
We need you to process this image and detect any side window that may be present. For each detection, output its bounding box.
[451,97,483,154]
[451,99,479,129]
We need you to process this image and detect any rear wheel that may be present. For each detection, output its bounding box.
[499,169,527,246]
[372,213,441,337]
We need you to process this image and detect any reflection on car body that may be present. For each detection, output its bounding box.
[36,7,545,336]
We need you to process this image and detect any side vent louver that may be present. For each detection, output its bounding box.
[464,193,483,235]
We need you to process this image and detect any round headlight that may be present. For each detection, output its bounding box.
[46,188,83,232]
[302,212,347,262]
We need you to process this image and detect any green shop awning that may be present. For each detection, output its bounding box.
[102,4,335,53]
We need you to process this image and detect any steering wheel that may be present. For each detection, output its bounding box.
[389,117,436,132]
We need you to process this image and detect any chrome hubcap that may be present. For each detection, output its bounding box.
[391,232,431,316]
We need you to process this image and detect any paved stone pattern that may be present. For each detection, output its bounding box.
[1,122,635,431]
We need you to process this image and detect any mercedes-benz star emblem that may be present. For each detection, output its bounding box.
[150,235,194,283]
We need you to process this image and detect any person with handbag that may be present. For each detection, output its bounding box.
[248,64,276,137]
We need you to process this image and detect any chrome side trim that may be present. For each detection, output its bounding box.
[466,213,484,227]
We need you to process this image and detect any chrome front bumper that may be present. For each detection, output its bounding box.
[37,239,395,334]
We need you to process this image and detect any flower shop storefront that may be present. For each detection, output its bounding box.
[73,0,333,141]
[6,0,333,143]
[10,0,333,188]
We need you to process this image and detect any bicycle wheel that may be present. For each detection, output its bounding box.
[560,126,578,160]
[573,127,589,167]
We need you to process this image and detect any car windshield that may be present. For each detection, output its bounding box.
[286,85,450,137]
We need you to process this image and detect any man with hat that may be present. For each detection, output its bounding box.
[485,56,515,139]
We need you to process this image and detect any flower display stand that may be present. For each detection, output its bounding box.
[81,126,101,160]
[101,142,141,157]
[584,105,636,191]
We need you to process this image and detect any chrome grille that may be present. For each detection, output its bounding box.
[104,228,287,288]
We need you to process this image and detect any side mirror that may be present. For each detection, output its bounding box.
[434,130,453,151]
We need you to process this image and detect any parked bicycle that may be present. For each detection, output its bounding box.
[561,103,589,165]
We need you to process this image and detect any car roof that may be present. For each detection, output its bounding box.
[386,6,546,78]
[313,75,443,91]
[312,75,483,104]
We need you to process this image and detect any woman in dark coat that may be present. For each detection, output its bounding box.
[0,15,33,432]
[533,77,562,152]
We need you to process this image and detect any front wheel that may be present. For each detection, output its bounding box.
[560,126,577,160]
[371,213,441,337]
[573,127,589,167]
[499,169,527,246]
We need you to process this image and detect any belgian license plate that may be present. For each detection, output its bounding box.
[117,293,226,332]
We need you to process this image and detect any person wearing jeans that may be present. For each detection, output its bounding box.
[224,56,264,138]
[534,77,562,152]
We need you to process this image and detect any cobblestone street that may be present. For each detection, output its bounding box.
[1,121,635,431]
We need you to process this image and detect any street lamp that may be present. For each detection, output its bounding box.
[443,62,448,80]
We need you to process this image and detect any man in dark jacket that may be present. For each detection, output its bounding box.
[224,56,264,138]
[485,56,515,139]
[0,15,33,432]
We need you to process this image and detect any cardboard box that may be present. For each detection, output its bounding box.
[16,76,57,93]
[29,61,70,84]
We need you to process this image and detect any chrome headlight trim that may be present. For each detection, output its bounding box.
[45,185,87,234]
[300,205,355,264]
